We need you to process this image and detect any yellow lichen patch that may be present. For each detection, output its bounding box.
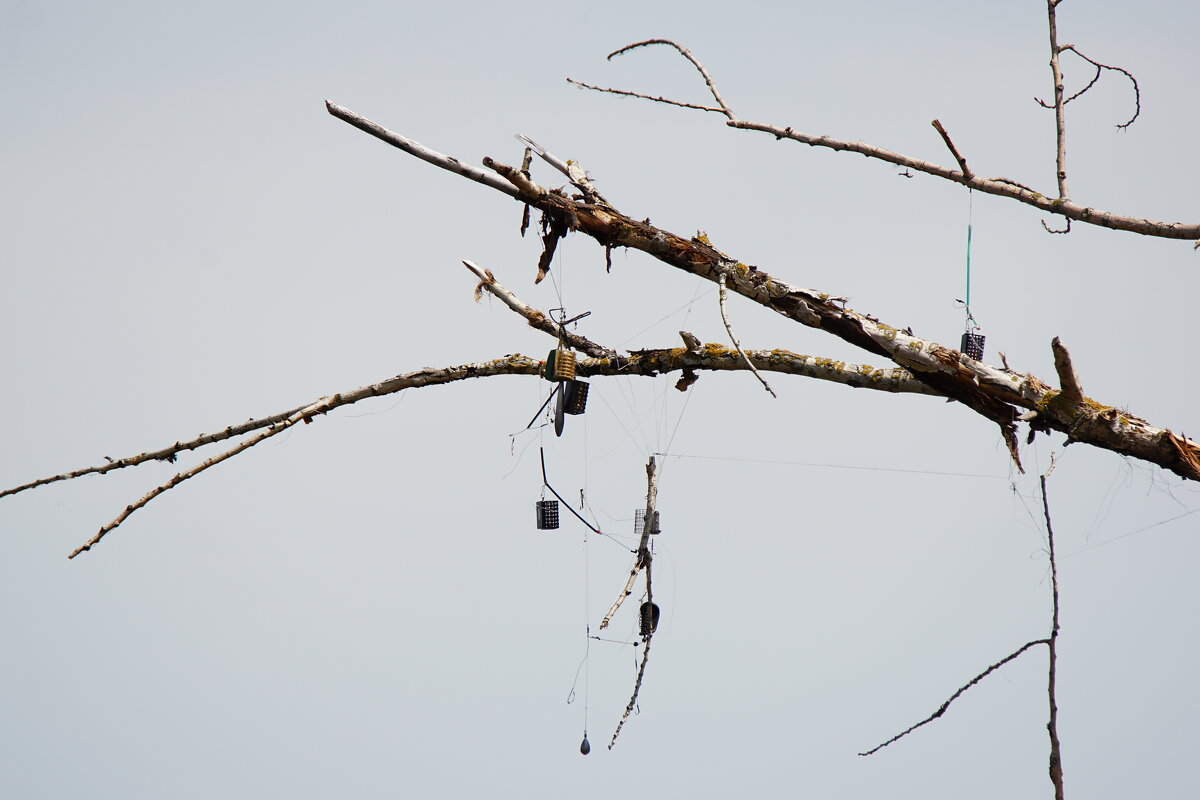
[874,323,898,342]
[704,343,731,357]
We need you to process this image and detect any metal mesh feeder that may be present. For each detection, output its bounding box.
[961,331,986,361]
[536,499,560,530]
[563,380,589,415]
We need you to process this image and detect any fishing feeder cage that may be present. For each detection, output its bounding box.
[634,508,646,536]
[563,380,589,415]
[536,499,560,530]
[639,602,661,637]
[961,331,986,361]
[543,348,576,382]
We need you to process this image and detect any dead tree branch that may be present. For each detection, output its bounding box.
[324,105,1200,482]
[568,35,1193,240]
[859,638,1050,756]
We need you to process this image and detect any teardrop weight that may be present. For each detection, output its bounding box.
[579,735,591,755]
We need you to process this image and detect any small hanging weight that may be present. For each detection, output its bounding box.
[536,499,560,530]
[639,602,661,637]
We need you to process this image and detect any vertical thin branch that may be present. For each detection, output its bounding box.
[1040,472,1066,800]
[1045,0,1070,200]
[599,456,659,629]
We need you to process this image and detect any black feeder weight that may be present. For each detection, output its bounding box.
[536,499,560,530]
[639,602,661,638]
[579,734,591,755]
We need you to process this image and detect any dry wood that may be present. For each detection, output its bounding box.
[322,105,1200,478]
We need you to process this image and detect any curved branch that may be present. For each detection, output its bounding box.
[606,38,736,119]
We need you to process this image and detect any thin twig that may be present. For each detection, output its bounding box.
[610,575,653,749]
[68,409,309,558]
[931,119,974,180]
[1060,45,1141,127]
[600,456,659,630]
[60,355,545,555]
[718,274,777,398]
[606,38,736,119]
[1040,473,1066,800]
[609,456,660,749]
[514,134,608,204]
[564,78,726,114]
[462,260,614,357]
[0,403,310,499]
[858,638,1050,756]
[324,101,518,198]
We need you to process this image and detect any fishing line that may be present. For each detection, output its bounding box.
[658,452,1006,480]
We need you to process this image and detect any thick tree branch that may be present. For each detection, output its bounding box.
[567,39,1197,240]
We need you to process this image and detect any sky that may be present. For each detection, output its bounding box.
[3,1,1200,797]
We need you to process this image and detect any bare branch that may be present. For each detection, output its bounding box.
[859,639,1050,756]
[600,456,659,631]
[324,101,518,198]
[1060,45,1142,127]
[1041,218,1072,234]
[606,38,736,119]
[1044,0,1071,200]
[718,273,777,398]
[0,403,310,500]
[565,78,726,114]
[609,456,660,749]
[61,355,543,555]
[326,108,1200,479]
[931,119,974,180]
[514,134,608,204]
[567,41,1198,240]
[69,409,304,558]
[462,260,614,357]
[1040,473,1066,800]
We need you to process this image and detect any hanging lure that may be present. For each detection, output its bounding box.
[579,732,591,755]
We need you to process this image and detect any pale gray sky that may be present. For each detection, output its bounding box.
[4,1,1200,797]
